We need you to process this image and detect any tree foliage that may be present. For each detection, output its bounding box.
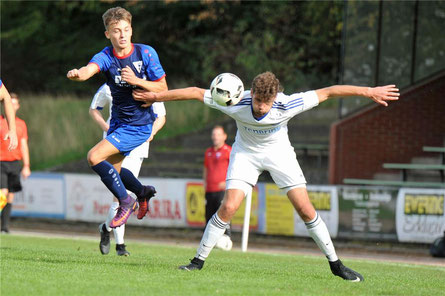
[1,0,343,94]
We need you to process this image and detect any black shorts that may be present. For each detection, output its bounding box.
[205,191,225,223]
[0,160,22,192]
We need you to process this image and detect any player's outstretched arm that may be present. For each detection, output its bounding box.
[315,85,400,107]
[67,64,99,81]
[0,83,18,150]
[133,87,205,107]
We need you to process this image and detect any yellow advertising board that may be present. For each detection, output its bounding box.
[265,184,294,235]
[185,182,206,226]
[185,182,259,229]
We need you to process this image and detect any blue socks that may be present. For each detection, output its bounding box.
[120,167,143,196]
[91,161,128,201]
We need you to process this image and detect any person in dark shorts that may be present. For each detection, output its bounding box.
[1,92,31,233]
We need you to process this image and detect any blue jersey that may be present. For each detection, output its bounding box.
[0,79,3,88]
[89,43,166,126]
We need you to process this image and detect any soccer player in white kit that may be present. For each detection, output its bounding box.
[90,83,166,256]
[132,72,400,281]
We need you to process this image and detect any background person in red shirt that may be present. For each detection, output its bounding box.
[0,92,31,233]
[203,125,232,250]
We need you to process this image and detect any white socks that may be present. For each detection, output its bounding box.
[105,201,125,244]
[305,212,338,262]
[196,213,228,260]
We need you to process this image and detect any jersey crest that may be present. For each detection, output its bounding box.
[133,61,143,73]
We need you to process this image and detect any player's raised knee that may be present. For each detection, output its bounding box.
[87,149,100,166]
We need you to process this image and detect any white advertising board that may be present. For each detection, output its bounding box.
[12,173,65,218]
[396,188,445,243]
[64,174,188,227]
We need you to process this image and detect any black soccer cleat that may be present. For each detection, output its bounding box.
[116,244,130,256]
[178,257,204,271]
[99,223,111,255]
[329,259,364,282]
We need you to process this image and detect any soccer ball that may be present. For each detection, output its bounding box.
[215,234,233,251]
[210,73,244,106]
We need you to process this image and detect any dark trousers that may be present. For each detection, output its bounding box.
[1,203,12,232]
[205,191,231,237]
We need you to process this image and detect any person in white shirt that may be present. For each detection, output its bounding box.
[90,83,166,256]
[132,71,399,281]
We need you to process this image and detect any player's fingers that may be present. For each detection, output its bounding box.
[141,103,153,108]
[382,96,398,101]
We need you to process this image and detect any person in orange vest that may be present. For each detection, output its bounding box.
[1,92,31,233]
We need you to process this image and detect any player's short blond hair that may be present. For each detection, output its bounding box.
[102,7,132,30]
[251,72,282,102]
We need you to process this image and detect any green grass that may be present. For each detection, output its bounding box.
[1,234,444,296]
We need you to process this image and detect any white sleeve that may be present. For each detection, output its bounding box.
[202,89,244,117]
[203,89,220,109]
[278,90,319,118]
[90,84,112,110]
[152,102,166,117]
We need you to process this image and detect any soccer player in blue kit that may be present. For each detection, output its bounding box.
[67,7,167,228]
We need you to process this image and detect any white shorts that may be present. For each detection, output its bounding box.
[121,155,144,178]
[226,143,306,194]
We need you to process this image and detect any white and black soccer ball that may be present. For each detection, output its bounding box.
[210,73,244,106]
[215,234,233,251]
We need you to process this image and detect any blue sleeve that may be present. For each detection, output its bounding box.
[0,79,2,88]
[89,47,112,72]
[141,45,166,81]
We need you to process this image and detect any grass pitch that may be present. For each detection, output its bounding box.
[1,234,444,296]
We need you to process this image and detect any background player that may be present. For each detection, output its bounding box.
[132,71,400,281]
[0,80,18,151]
[66,7,167,228]
[90,83,166,256]
[203,125,232,250]
[1,92,31,233]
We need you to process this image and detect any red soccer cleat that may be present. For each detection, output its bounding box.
[137,185,156,219]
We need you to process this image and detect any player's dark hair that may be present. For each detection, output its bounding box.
[102,7,132,30]
[251,72,283,102]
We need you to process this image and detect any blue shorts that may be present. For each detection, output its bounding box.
[106,119,152,156]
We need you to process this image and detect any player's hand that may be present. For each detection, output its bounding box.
[368,85,400,106]
[218,181,226,190]
[4,131,18,151]
[67,69,81,80]
[121,66,139,86]
[21,166,31,179]
[133,89,155,107]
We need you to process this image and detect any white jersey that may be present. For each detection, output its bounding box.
[203,89,319,153]
[90,84,166,158]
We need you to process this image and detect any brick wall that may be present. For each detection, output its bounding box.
[329,71,445,184]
